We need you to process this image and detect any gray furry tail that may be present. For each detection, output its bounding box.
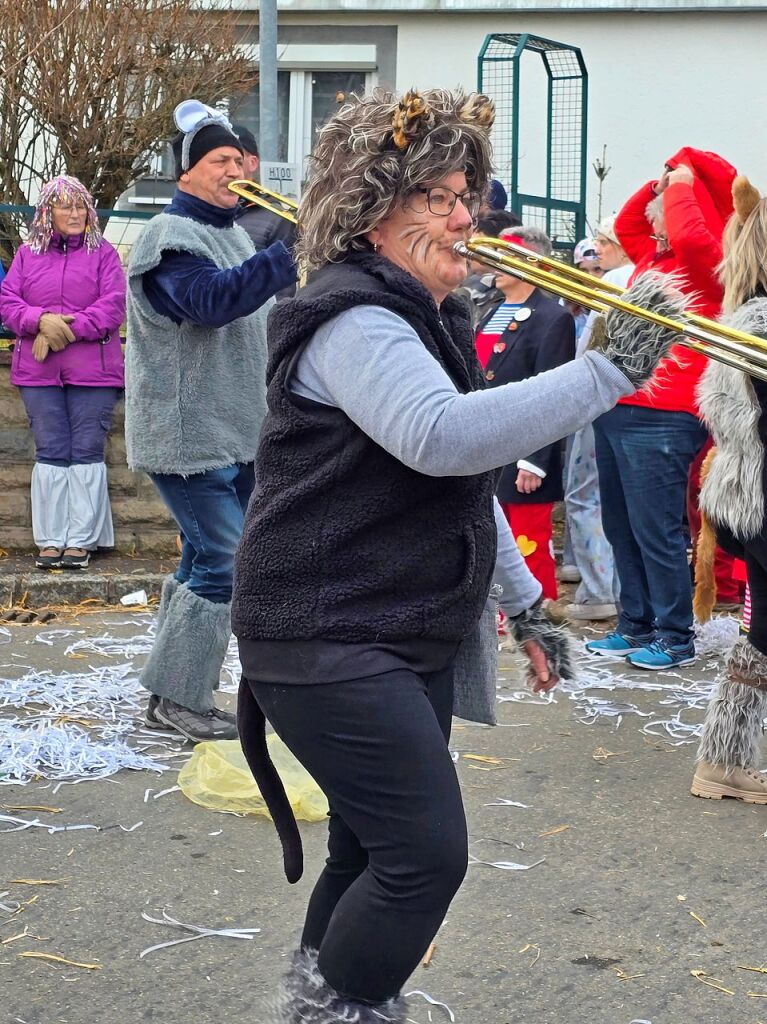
[696,637,767,769]
[602,271,689,388]
[269,948,408,1023]
[510,599,577,681]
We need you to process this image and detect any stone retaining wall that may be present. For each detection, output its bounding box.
[0,353,176,554]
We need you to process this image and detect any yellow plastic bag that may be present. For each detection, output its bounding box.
[178,736,328,822]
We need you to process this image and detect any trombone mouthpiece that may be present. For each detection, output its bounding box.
[453,241,470,257]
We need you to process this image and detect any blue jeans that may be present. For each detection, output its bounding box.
[150,463,255,604]
[594,404,706,644]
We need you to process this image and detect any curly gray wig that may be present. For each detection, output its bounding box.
[297,88,495,272]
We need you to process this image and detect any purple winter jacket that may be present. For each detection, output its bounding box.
[0,232,126,388]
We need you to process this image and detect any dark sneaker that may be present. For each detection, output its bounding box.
[144,694,165,729]
[60,547,91,569]
[148,696,238,742]
[35,547,64,569]
[626,637,696,670]
[585,630,654,657]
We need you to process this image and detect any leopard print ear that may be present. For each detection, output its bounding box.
[733,175,761,225]
[458,93,495,131]
[391,89,431,151]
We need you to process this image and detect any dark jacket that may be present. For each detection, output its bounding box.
[232,252,498,645]
[477,288,575,504]
[236,201,298,298]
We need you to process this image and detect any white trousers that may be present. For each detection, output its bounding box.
[31,462,114,550]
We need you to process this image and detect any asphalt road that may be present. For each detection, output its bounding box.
[1,611,765,1024]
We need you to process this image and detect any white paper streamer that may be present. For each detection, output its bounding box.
[468,852,545,871]
[0,890,21,913]
[404,990,456,1022]
[0,719,169,785]
[0,813,100,834]
[483,799,529,808]
[138,910,261,959]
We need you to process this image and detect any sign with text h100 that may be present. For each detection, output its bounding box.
[260,162,301,200]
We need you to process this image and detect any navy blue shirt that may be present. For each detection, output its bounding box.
[142,190,297,327]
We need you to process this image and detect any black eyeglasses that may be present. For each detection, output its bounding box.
[410,186,482,220]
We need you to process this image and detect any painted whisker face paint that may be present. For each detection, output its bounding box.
[367,170,476,304]
[399,223,437,264]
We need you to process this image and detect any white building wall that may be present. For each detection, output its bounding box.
[278,8,767,228]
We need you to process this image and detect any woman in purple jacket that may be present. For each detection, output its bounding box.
[0,176,126,569]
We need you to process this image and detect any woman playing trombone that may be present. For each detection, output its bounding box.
[232,88,682,1022]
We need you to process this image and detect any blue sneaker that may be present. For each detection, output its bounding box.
[585,631,654,657]
[626,637,696,670]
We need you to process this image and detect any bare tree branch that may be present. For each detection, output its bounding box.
[0,0,255,260]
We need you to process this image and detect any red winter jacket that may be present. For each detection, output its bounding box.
[614,147,736,415]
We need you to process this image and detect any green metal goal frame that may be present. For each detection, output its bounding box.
[478,32,588,252]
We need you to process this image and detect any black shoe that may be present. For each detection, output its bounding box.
[60,547,91,569]
[35,547,64,569]
[147,696,238,742]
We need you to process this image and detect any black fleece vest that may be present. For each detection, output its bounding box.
[231,253,497,645]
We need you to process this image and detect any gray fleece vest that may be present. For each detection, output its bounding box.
[125,214,272,475]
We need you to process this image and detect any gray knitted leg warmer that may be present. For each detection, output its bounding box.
[272,949,408,1024]
[139,584,231,713]
[696,637,767,770]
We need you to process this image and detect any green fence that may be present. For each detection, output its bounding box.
[478,32,588,252]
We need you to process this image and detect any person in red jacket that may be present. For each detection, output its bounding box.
[586,147,736,669]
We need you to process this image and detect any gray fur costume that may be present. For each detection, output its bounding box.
[141,582,231,713]
[126,212,272,712]
[695,298,767,772]
[125,213,272,476]
[697,298,767,541]
[697,637,767,770]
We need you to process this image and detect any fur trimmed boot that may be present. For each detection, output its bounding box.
[692,637,767,804]
[139,584,232,714]
[273,949,407,1024]
[156,574,181,628]
[144,575,181,729]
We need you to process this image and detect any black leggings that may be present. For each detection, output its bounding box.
[248,664,467,1004]
[717,524,767,654]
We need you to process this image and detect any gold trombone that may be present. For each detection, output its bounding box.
[223,184,767,381]
[228,179,298,223]
[456,236,767,382]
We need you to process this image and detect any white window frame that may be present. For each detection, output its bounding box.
[288,69,376,170]
[239,42,377,171]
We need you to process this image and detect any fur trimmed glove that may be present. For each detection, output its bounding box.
[599,272,687,388]
[508,596,576,683]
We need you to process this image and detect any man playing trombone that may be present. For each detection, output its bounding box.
[124,100,296,744]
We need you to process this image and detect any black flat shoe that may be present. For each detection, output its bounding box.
[60,548,91,569]
[35,547,64,569]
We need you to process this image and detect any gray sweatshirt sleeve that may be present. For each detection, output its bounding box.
[492,497,543,616]
[290,305,633,477]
